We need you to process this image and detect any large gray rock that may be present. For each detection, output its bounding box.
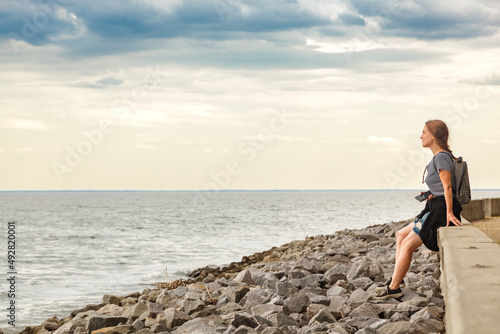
[306,303,328,318]
[347,260,371,280]
[298,274,326,289]
[103,295,122,305]
[85,314,129,333]
[146,301,164,317]
[240,289,273,308]
[350,303,380,319]
[351,277,373,290]
[171,316,226,334]
[326,286,347,298]
[227,285,250,303]
[308,309,337,325]
[97,304,123,315]
[306,293,330,306]
[71,303,106,317]
[324,264,349,284]
[234,269,254,285]
[283,291,311,315]
[157,307,191,328]
[232,312,259,329]
[266,313,299,328]
[346,289,369,309]
[276,281,298,298]
[297,258,315,272]
[182,297,205,315]
[250,304,283,318]
[377,321,422,334]
[122,300,148,320]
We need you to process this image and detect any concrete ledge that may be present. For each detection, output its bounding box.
[438,218,500,334]
[461,197,500,221]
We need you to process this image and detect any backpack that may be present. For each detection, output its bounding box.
[433,152,471,205]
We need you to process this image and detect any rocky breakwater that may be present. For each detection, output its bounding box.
[20,219,445,334]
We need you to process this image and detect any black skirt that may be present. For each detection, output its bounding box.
[416,196,463,251]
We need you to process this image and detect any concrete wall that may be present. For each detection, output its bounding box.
[438,217,500,334]
[461,199,485,221]
[461,197,500,221]
[492,198,500,216]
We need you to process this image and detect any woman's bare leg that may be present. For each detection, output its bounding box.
[390,231,423,290]
[395,223,415,263]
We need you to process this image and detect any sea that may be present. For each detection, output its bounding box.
[1,190,499,332]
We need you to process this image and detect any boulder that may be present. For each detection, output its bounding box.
[234,269,254,285]
[232,312,259,329]
[102,295,122,306]
[156,308,191,328]
[266,313,299,328]
[97,304,123,315]
[146,302,164,317]
[122,300,148,320]
[283,291,310,315]
[346,289,369,309]
[377,321,422,334]
[170,316,226,334]
[182,297,205,315]
[308,309,336,325]
[85,315,129,333]
[350,303,380,319]
[276,281,298,298]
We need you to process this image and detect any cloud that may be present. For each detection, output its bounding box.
[0,119,49,130]
[0,0,82,45]
[367,135,405,147]
[347,0,500,39]
[96,77,123,86]
[72,76,123,89]
[337,12,366,26]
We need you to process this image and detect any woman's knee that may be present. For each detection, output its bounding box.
[396,227,410,242]
[401,235,422,253]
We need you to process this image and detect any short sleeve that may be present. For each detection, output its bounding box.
[435,153,452,172]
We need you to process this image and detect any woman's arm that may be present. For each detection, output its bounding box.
[439,170,463,227]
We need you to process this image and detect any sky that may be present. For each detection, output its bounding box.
[1,0,499,191]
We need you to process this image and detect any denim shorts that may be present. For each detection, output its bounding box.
[413,212,430,235]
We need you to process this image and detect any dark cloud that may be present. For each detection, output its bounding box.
[0,0,79,45]
[61,0,332,39]
[347,0,500,39]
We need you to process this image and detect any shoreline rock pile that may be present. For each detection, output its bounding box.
[20,219,445,334]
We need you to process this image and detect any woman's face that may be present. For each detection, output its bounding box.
[420,125,435,148]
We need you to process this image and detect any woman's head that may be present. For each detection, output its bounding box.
[421,119,452,153]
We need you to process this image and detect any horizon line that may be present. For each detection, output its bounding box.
[1,189,500,193]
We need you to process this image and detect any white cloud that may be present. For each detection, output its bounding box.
[367,135,405,147]
[0,119,49,130]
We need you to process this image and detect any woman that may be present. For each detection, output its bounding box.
[374,119,463,300]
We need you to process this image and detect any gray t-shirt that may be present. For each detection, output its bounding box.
[425,151,454,196]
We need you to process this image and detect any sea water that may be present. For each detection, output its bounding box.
[1,190,499,331]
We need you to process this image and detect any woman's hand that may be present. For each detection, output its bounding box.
[447,212,463,227]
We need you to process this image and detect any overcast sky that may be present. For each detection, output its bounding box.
[1,0,499,191]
